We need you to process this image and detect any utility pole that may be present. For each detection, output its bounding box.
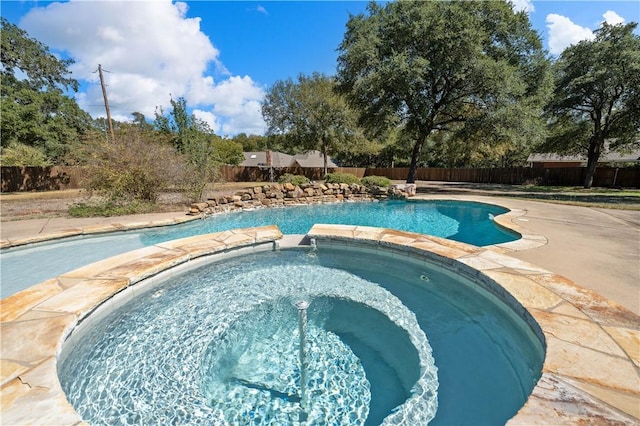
[98,64,115,142]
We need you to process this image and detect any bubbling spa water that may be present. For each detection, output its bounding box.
[58,246,543,425]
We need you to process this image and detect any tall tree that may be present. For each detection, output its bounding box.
[545,23,640,188]
[262,72,362,175]
[154,96,242,200]
[336,1,551,182]
[0,18,91,164]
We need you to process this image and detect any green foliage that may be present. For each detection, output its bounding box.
[0,18,78,92]
[336,1,551,181]
[154,96,226,200]
[0,18,91,164]
[325,172,360,185]
[232,133,270,152]
[0,143,50,166]
[277,173,310,186]
[82,137,187,204]
[262,72,364,175]
[544,22,640,188]
[211,137,244,165]
[68,201,157,218]
[361,175,391,188]
[154,96,210,153]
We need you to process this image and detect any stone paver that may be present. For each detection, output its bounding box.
[1,192,639,424]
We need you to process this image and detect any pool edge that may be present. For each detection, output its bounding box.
[1,224,638,425]
[306,225,640,424]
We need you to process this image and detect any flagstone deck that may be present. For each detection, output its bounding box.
[1,223,638,425]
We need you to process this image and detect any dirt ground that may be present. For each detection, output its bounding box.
[0,183,269,221]
[2,181,638,221]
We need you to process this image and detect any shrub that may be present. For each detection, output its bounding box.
[68,201,156,217]
[83,138,187,204]
[361,175,392,188]
[325,172,360,185]
[278,173,310,186]
[0,143,51,166]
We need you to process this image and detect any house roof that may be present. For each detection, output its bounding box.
[527,149,640,164]
[241,151,294,168]
[241,150,338,168]
[292,150,338,168]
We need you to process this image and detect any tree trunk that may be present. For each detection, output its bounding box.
[322,139,328,177]
[583,137,603,189]
[406,135,426,183]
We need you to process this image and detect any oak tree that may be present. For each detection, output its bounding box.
[0,18,90,164]
[545,23,640,188]
[336,1,551,182]
[262,72,362,175]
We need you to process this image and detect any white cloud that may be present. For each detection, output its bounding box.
[193,109,221,133]
[19,0,266,135]
[185,75,266,135]
[510,0,534,14]
[545,13,595,55]
[256,5,268,15]
[603,10,625,26]
[206,76,266,135]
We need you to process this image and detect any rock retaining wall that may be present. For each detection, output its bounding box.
[188,183,416,215]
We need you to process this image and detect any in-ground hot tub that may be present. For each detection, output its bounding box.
[57,231,543,425]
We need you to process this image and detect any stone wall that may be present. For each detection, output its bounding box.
[188,183,416,215]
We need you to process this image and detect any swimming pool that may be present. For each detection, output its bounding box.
[0,200,519,298]
[58,244,543,425]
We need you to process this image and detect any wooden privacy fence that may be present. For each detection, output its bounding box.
[2,165,638,192]
[363,167,640,188]
[1,166,88,192]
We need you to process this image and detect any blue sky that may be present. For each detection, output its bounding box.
[2,0,639,135]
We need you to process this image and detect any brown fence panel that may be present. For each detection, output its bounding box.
[357,166,639,187]
[364,168,410,180]
[592,167,640,188]
[616,168,640,188]
[1,166,87,192]
[335,167,366,178]
[1,167,23,192]
[4,165,639,191]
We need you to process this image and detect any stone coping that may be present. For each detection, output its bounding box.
[1,223,638,424]
[0,225,283,426]
[307,224,640,425]
[0,198,546,252]
[0,216,199,249]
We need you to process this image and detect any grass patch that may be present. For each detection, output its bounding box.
[68,201,158,217]
[519,185,640,196]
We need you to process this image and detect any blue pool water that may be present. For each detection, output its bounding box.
[59,246,543,425]
[1,200,519,298]
[140,200,517,247]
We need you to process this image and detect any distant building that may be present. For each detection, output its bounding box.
[240,150,338,169]
[291,150,339,168]
[527,146,640,168]
[241,151,294,168]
